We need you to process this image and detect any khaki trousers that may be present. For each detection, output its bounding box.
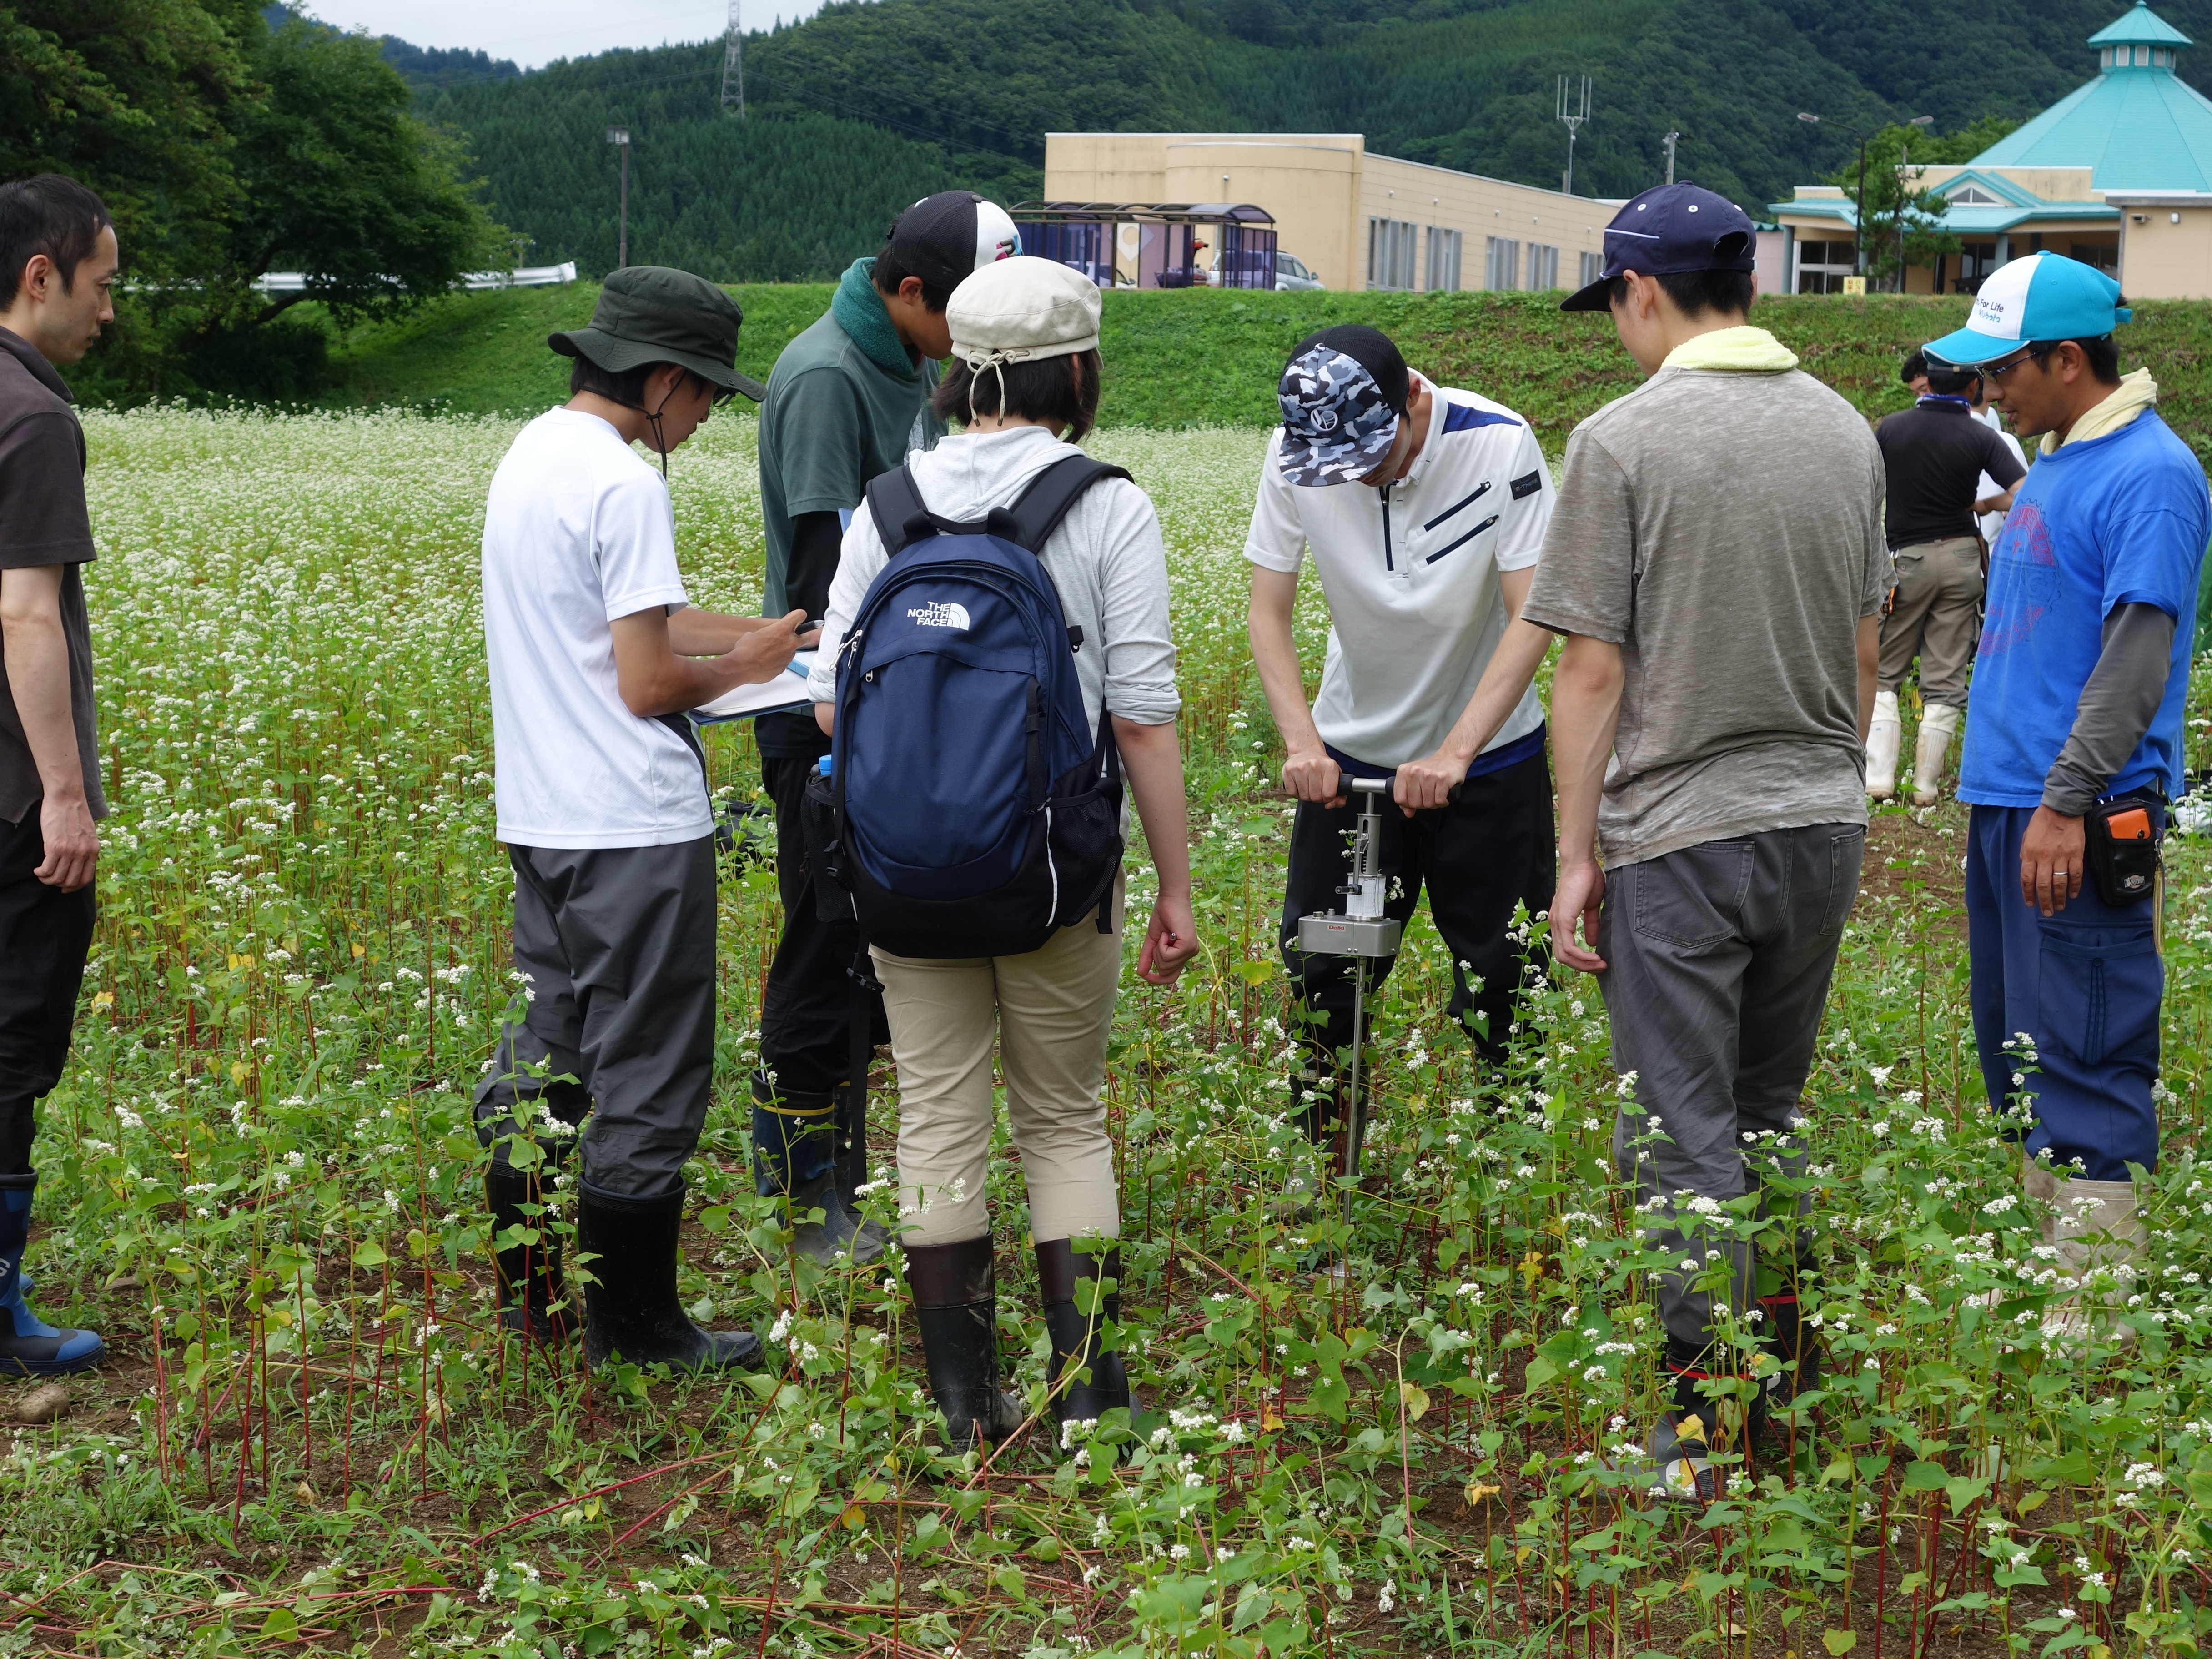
[875,887,1124,1249]
[1878,535,1983,707]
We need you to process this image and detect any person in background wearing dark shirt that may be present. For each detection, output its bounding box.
[0,174,118,1376]
[1867,358,2026,805]
[750,192,1020,1262]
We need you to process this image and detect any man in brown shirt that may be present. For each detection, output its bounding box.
[0,174,117,1376]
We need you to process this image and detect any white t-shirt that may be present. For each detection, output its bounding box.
[1974,404,2028,547]
[1243,377,1552,768]
[482,408,713,849]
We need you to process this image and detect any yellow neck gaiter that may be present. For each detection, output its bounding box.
[1661,325,1800,373]
[2039,366,2158,455]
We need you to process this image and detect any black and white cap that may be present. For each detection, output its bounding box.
[886,191,1022,295]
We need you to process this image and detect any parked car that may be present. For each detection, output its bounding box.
[1275,251,1324,291]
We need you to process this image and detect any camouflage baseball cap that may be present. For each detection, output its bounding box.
[1276,343,1402,487]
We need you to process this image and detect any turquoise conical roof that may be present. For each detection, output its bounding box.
[2088,2,2191,47]
[1973,4,2212,189]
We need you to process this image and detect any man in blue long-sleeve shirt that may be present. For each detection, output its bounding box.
[1927,253,2208,1340]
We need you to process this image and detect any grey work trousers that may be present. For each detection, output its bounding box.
[1878,535,1983,706]
[1597,823,1864,1356]
[473,836,719,1202]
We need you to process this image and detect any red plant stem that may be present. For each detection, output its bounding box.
[1875,1474,1892,1659]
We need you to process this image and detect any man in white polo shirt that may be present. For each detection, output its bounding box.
[477,267,812,1373]
[1246,325,1558,1176]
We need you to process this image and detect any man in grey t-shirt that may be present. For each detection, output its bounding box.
[1523,186,1885,1498]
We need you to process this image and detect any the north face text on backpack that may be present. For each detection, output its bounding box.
[905,601,972,631]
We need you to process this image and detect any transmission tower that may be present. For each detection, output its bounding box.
[720,0,744,118]
[1556,74,1592,196]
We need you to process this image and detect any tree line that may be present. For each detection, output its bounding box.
[1,0,498,401]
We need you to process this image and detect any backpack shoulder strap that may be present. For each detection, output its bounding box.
[1002,456,1134,555]
[864,465,935,557]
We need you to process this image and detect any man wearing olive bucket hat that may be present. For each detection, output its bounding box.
[473,266,814,1372]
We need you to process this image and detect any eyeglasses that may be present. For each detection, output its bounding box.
[1974,346,2053,383]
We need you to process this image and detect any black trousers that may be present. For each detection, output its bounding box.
[472,837,718,1202]
[1277,745,1555,1071]
[758,754,887,1096]
[0,809,96,1175]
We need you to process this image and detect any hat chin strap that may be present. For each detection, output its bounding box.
[959,345,1037,427]
[615,377,683,478]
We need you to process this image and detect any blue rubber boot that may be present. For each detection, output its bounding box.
[0,1174,104,1376]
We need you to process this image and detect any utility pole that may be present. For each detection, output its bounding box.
[1557,75,1592,196]
[606,126,630,268]
[719,0,744,118]
[1895,116,1933,291]
[1798,111,1930,284]
[1662,130,1680,186]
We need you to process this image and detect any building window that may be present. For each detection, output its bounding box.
[1954,241,2001,293]
[1527,244,1559,290]
[1579,250,1604,289]
[1949,186,2002,206]
[1368,217,1417,291]
[1485,236,1520,291]
[1424,226,1463,292]
[2069,242,2119,275]
[1795,237,1857,293]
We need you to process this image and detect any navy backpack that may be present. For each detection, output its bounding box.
[806,454,1130,964]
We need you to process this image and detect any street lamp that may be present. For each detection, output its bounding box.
[1798,111,1931,282]
[606,126,631,269]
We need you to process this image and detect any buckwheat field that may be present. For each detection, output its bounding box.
[10,402,2212,1659]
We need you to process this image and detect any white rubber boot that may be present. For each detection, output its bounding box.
[1865,690,1901,800]
[2039,1166,2143,1345]
[1913,702,1961,808]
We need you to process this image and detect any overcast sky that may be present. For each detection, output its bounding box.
[304,0,832,70]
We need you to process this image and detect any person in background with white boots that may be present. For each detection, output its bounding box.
[1868,357,2024,806]
[1929,253,2207,1340]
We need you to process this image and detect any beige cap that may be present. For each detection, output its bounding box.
[946,256,1102,372]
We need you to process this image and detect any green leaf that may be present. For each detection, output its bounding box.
[1945,1475,1990,1515]
[1311,1372,1350,1423]
[1902,1461,1950,1491]
[261,1608,298,1640]
[351,1240,388,1268]
[1822,1630,1859,1656]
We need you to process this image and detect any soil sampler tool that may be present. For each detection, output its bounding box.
[1295,777,1402,1219]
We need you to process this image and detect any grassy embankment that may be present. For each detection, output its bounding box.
[321,282,2212,455]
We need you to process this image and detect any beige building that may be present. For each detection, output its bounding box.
[1043,132,1614,293]
[1772,5,2212,298]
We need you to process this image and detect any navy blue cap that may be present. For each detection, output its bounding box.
[1560,184,1757,312]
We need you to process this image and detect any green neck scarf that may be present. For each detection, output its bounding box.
[832,257,918,377]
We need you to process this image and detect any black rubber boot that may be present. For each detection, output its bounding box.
[487,1159,574,1342]
[578,1183,763,1373]
[752,1071,883,1267]
[907,1235,1025,1454]
[1036,1237,1130,1433]
[831,1077,887,1257]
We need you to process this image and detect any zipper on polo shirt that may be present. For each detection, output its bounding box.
[1426,514,1499,563]
[1423,478,1491,531]
[1380,484,1395,573]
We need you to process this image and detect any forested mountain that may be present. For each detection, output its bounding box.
[412,0,2212,281]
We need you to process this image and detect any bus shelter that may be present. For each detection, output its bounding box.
[1012,202,1278,289]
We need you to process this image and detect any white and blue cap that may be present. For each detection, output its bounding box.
[1560,183,1756,312]
[1923,251,2132,369]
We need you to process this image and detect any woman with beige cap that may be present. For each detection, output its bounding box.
[808,256,1196,1453]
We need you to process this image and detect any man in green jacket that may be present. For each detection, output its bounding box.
[752,191,1021,1261]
